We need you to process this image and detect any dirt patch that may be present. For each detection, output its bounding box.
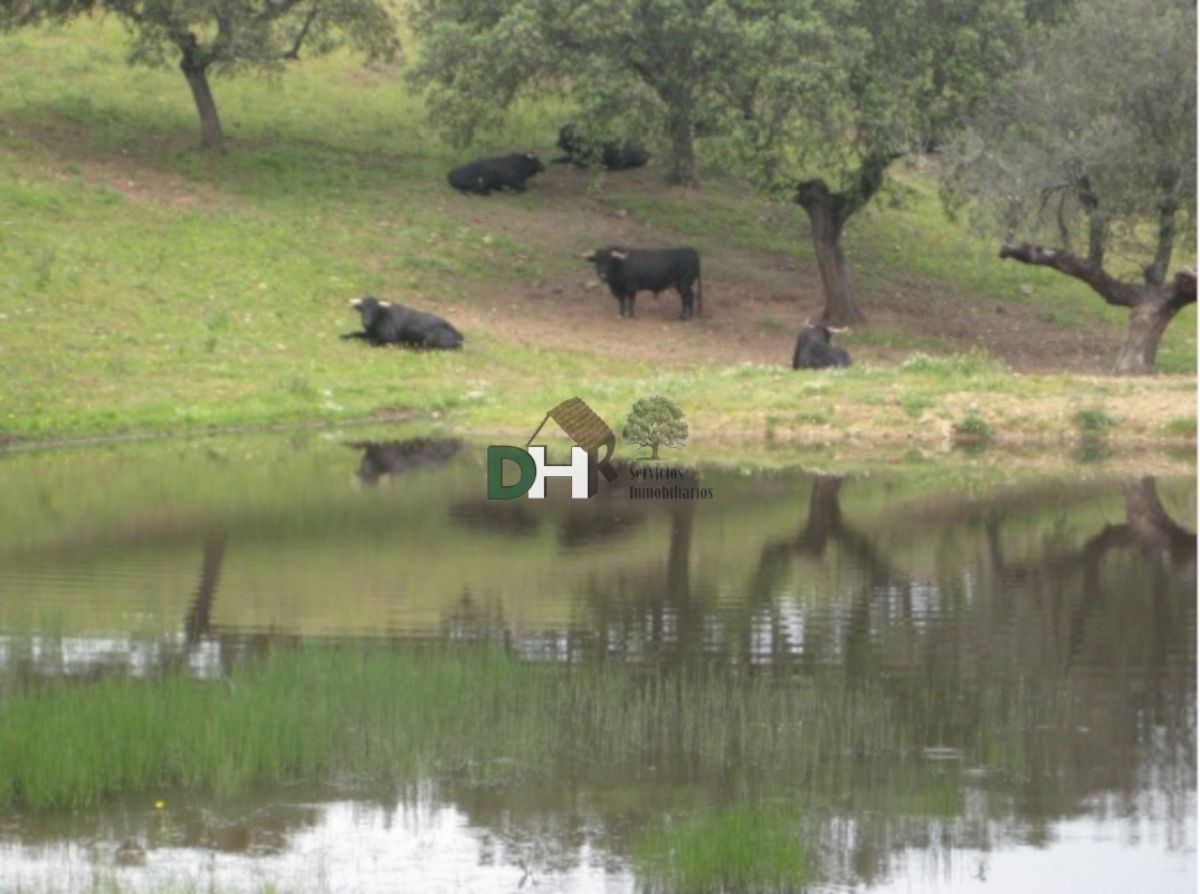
[432,165,1129,374]
[3,114,1165,375]
[3,109,219,209]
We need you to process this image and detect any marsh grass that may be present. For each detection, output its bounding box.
[634,803,810,893]
[0,644,1076,815]
[0,646,894,810]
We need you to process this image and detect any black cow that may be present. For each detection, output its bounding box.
[792,324,851,369]
[343,296,463,350]
[582,247,703,320]
[552,125,650,171]
[447,152,545,195]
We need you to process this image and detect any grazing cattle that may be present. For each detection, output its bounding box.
[582,247,703,320]
[343,296,463,350]
[552,125,650,171]
[349,438,462,486]
[792,323,851,369]
[447,152,545,195]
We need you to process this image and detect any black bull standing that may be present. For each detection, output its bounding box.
[582,247,703,320]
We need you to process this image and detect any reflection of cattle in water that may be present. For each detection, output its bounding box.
[556,461,699,548]
[447,459,700,549]
[349,438,462,486]
[449,500,542,536]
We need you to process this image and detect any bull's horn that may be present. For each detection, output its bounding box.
[379,300,391,307]
[611,249,628,260]
[581,251,596,261]
[826,326,849,333]
[348,299,360,306]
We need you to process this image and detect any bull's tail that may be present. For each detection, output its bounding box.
[696,266,703,318]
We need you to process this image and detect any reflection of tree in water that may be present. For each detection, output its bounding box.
[747,474,897,670]
[184,530,225,644]
[799,476,1195,887]
[568,500,711,667]
[176,528,279,676]
[559,473,1193,887]
[440,588,513,651]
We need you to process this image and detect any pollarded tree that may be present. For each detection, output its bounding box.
[407,0,760,186]
[623,395,688,460]
[0,1,400,150]
[944,0,1196,373]
[721,0,1027,325]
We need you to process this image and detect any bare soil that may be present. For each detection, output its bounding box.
[439,165,1121,374]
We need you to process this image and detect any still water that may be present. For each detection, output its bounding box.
[0,430,1194,892]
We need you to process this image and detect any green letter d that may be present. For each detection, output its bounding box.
[487,446,537,500]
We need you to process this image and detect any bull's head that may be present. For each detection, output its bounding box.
[351,296,389,326]
[582,247,623,283]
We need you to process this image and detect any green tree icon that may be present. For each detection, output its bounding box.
[622,396,688,460]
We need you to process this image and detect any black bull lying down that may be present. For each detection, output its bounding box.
[343,296,464,349]
[447,152,545,195]
[552,125,650,171]
[792,323,851,369]
[582,247,703,320]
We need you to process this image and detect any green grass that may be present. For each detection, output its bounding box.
[1164,415,1197,438]
[635,803,810,893]
[1073,407,1115,434]
[953,412,992,445]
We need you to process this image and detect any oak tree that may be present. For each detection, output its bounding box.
[945,0,1196,373]
[1,1,400,150]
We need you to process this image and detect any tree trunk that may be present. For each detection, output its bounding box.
[182,63,224,150]
[650,443,660,459]
[795,183,864,325]
[999,243,1196,375]
[1114,297,1184,374]
[176,33,224,150]
[665,102,697,187]
[794,154,899,326]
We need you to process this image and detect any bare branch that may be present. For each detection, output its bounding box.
[998,242,1141,307]
[283,0,321,60]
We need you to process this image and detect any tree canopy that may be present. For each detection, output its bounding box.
[945,0,1196,372]
[718,0,1027,323]
[409,0,764,185]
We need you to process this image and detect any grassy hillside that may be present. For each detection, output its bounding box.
[0,19,1194,455]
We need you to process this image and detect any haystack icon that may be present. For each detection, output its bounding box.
[525,397,619,487]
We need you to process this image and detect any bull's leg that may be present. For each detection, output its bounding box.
[680,286,694,320]
[627,293,636,318]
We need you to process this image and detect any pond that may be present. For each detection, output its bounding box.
[0,430,1194,893]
